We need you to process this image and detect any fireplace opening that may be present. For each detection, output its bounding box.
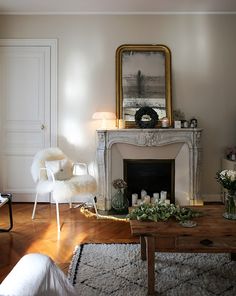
[123,159,175,204]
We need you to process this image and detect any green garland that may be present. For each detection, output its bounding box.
[128,203,202,222]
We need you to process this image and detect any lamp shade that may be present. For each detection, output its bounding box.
[92,112,116,129]
[92,112,116,120]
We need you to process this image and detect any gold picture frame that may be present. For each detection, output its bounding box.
[116,44,172,128]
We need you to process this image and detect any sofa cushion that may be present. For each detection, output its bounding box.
[0,253,77,296]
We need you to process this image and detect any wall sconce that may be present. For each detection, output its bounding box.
[92,112,116,129]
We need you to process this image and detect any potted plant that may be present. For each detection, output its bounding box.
[111,179,128,213]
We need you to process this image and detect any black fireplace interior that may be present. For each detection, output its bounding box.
[124,159,175,204]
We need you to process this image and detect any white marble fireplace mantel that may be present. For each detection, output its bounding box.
[96,128,203,210]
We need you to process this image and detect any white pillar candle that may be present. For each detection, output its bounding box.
[165,199,170,205]
[160,191,167,202]
[137,199,142,206]
[141,189,147,200]
[143,195,151,204]
[132,193,138,206]
[153,192,159,202]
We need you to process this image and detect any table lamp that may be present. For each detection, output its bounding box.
[92,112,116,129]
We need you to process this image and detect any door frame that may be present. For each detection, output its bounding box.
[0,39,57,199]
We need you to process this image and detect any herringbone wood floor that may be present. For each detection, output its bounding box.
[0,203,137,282]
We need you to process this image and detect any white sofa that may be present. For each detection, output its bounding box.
[0,253,77,296]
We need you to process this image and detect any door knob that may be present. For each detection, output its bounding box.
[41,124,45,130]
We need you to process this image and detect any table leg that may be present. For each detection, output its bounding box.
[146,236,155,295]
[0,195,13,232]
[8,197,13,231]
[140,236,146,260]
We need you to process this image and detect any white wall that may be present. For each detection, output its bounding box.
[0,14,236,200]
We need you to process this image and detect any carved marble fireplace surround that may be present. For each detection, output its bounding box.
[96,128,202,211]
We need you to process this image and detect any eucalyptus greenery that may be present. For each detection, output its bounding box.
[128,203,202,222]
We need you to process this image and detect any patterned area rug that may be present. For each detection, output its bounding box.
[68,244,236,296]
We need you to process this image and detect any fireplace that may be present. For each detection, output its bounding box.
[124,159,175,204]
[96,128,202,210]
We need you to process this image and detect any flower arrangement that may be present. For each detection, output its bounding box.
[112,178,127,190]
[173,109,185,121]
[128,203,202,222]
[216,170,236,192]
[216,170,236,219]
[225,146,236,160]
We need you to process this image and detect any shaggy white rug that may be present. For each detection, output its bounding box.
[68,244,236,296]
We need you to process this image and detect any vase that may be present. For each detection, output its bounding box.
[223,190,236,220]
[111,189,129,213]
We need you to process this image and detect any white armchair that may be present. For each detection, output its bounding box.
[31,147,98,232]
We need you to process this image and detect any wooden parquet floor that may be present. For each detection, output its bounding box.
[0,203,137,282]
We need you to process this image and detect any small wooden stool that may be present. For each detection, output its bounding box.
[0,193,13,232]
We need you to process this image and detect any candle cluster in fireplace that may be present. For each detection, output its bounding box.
[132,189,170,207]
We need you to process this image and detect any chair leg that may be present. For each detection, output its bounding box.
[92,196,99,218]
[32,192,39,219]
[69,200,72,209]
[56,202,61,233]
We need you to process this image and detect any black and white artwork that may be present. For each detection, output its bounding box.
[122,51,166,121]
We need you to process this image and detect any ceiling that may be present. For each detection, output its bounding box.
[0,0,236,14]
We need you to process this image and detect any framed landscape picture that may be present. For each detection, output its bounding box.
[116,44,172,128]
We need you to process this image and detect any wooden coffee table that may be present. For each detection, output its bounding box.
[130,205,236,295]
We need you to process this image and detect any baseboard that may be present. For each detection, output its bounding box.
[201,193,222,202]
[9,193,50,203]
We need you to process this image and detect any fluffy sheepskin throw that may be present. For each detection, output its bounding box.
[31,147,66,182]
[31,147,97,203]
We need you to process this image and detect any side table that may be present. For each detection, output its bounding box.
[0,193,13,232]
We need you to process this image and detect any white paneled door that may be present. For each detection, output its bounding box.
[0,40,57,202]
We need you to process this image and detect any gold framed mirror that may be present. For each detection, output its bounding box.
[116,44,172,128]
